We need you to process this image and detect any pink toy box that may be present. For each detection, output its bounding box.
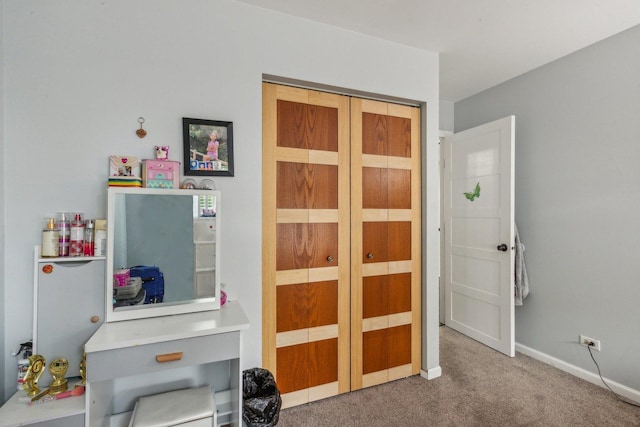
[142,160,180,189]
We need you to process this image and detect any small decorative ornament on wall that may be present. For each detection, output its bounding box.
[464,182,481,201]
[183,118,234,177]
[136,117,147,138]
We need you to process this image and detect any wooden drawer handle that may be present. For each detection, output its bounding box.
[156,352,183,363]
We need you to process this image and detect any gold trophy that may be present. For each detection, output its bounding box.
[22,354,46,396]
[47,358,69,395]
[79,351,87,386]
[31,357,69,402]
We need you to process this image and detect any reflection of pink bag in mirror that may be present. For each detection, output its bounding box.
[221,289,227,306]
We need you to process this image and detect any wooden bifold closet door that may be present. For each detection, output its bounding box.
[262,83,421,408]
[350,98,422,390]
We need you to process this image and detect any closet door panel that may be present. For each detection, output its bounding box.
[362,222,388,263]
[277,281,337,332]
[276,100,339,151]
[277,162,338,209]
[388,273,412,314]
[276,223,308,271]
[361,113,387,155]
[363,274,411,319]
[277,343,310,393]
[276,283,308,333]
[308,280,338,327]
[308,339,339,387]
[308,223,338,268]
[387,325,412,368]
[387,169,412,209]
[387,222,412,261]
[277,100,309,149]
[362,276,387,319]
[362,329,387,374]
[277,162,307,209]
[362,167,388,209]
[306,104,339,152]
[386,116,412,158]
[308,164,338,209]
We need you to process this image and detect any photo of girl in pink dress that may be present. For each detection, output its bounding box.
[206,130,220,161]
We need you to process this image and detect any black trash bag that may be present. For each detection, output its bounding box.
[243,368,282,427]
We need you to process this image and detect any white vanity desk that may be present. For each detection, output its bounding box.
[85,301,249,427]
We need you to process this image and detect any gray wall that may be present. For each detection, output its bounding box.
[455,25,640,391]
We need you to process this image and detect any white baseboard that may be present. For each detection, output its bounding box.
[420,366,442,380]
[515,342,640,404]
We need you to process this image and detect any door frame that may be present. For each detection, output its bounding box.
[438,130,453,326]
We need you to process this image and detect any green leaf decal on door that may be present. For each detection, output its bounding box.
[464,182,481,201]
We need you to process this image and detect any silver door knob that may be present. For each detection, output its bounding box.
[326,256,334,262]
[367,253,374,259]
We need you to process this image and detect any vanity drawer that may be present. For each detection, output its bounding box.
[86,331,240,383]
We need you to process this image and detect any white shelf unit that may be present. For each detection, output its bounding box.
[193,217,217,298]
[0,247,106,427]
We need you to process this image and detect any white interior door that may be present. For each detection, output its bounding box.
[443,116,515,357]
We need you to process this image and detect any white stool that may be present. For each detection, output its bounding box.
[129,386,216,427]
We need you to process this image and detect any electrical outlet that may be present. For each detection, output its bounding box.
[579,334,601,351]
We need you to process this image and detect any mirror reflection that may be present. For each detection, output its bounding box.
[106,188,221,322]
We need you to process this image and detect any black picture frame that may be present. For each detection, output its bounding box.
[183,118,234,177]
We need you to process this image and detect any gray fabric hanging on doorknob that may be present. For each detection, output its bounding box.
[515,224,529,306]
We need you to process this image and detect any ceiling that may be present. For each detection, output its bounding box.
[237,0,640,102]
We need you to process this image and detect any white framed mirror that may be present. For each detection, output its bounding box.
[105,187,221,322]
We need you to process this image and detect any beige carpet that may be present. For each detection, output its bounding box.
[277,326,640,426]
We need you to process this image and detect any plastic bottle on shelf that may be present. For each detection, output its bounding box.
[41,217,60,258]
[56,212,71,257]
[94,219,107,256]
[69,213,85,256]
[14,341,32,391]
[84,219,95,256]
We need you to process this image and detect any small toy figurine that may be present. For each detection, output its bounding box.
[155,145,169,160]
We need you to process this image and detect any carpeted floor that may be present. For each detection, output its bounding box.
[276,326,640,426]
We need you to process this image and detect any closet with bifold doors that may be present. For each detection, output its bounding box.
[262,82,421,408]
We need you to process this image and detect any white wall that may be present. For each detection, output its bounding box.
[2,0,440,400]
[455,25,640,391]
[439,99,454,132]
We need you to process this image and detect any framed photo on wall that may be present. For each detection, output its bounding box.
[183,118,234,176]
